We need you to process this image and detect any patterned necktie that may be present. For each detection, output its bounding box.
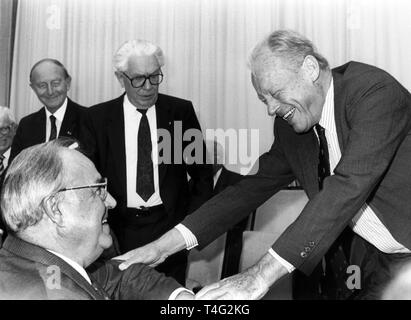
[315,124,352,299]
[315,124,330,189]
[0,154,4,175]
[136,109,154,201]
[49,115,57,141]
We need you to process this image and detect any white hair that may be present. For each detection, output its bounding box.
[0,106,16,124]
[113,39,165,72]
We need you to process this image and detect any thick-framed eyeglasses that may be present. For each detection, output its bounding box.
[0,126,12,135]
[56,177,108,201]
[122,71,164,88]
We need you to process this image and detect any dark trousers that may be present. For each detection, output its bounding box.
[111,206,188,286]
[350,234,411,300]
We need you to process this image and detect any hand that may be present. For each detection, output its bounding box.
[175,291,195,300]
[113,242,167,270]
[113,227,188,270]
[195,252,288,300]
[195,269,269,300]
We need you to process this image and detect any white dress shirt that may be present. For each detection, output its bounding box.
[1,147,10,169]
[47,249,92,284]
[45,98,68,142]
[123,95,162,208]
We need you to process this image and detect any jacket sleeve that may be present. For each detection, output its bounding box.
[182,122,296,249]
[90,260,181,300]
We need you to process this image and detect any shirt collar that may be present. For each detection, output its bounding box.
[2,147,10,165]
[47,249,92,284]
[318,77,334,132]
[45,97,68,122]
[123,94,155,115]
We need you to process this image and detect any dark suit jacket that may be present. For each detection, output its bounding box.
[182,61,411,276]
[10,98,87,162]
[0,235,180,299]
[82,93,213,247]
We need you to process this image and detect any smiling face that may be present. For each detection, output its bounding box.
[0,115,16,154]
[30,61,71,113]
[116,54,161,109]
[58,150,116,267]
[252,55,326,133]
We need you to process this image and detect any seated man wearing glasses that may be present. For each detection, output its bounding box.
[0,139,193,299]
[82,40,213,285]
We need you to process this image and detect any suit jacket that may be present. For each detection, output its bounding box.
[213,167,244,195]
[10,98,87,162]
[0,235,180,299]
[82,93,213,246]
[183,61,411,275]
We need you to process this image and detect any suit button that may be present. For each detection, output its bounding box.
[304,247,311,252]
[309,241,315,247]
[300,252,308,258]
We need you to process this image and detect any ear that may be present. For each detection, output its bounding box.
[115,71,125,88]
[302,55,320,82]
[43,194,64,227]
[65,75,72,91]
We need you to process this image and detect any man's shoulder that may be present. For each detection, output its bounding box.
[157,93,193,109]
[89,95,124,112]
[333,61,397,85]
[0,249,49,299]
[18,107,45,124]
[67,98,87,112]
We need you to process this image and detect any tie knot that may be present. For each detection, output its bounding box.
[136,108,148,115]
[50,115,56,123]
[315,124,325,134]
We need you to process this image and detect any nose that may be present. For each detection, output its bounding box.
[47,83,54,96]
[267,104,280,116]
[104,192,117,210]
[142,78,153,90]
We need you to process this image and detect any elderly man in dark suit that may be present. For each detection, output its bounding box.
[0,106,17,245]
[83,40,213,285]
[10,58,86,161]
[0,139,193,299]
[118,30,411,300]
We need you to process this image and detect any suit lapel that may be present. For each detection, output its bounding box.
[155,94,172,187]
[332,70,347,154]
[3,236,106,300]
[33,108,47,144]
[59,98,76,138]
[107,95,127,201]
[296,129,320,197]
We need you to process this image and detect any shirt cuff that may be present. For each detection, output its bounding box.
[268,248,296,273]
[175,224,198,250]
[168,288,194,300]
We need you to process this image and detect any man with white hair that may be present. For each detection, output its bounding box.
[0,139,193,299]
[0,106,17,244]
[83,40,213,285]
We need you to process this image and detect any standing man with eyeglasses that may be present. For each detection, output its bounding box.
[0,106,17,246]
[10,58,87,162]
[82,40,213,285]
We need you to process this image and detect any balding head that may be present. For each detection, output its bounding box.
[29,59,71,113]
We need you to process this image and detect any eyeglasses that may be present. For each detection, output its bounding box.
[122,71,164,88]
[0,126,12,135]
[56,177,108,201]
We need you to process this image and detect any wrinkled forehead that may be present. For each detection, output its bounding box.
[126,54,161,75]
[61,149,100,185]
[31,61,67,82]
